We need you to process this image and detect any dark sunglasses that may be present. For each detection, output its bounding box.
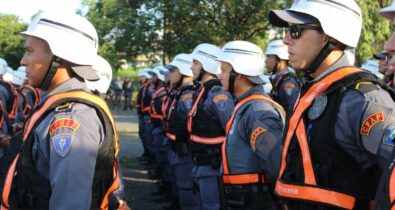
[289,24,323,39]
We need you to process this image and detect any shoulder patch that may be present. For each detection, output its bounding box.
[50,118,80,136]
[383,128,395,146]
[213,94,228,111]
[52,134,73,157]
[283,82,295,96]
[182,93,193,109]
[250,127,266,149]
[360,112,384,136]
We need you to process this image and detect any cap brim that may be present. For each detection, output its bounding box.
[373,52,386,60]
[72,66,100,81]
[269,10,318,27]
[164,64,177,71]
[159,69,170,76]
[247,76,265,85]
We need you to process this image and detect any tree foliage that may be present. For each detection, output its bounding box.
[0,14,27,69]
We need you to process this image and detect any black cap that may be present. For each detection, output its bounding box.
[373,52,388,60]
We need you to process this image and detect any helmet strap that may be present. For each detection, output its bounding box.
[40,56,60,91]
[304,40,334,80]
[228,69,237,94]
[196,68,205,82]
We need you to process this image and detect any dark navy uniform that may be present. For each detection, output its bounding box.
[166,82,200,209]
[222,85,284,210]
[269,67,300,114]
[188,79,234,210]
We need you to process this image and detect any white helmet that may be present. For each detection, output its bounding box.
[21,11,99,80]
[153,66,167,82]
[266,40,289,60]
[138,68,153,79]
[167,54,193,77]
[3,67,13,82]
[380,1,395,20]
[11,71,26,86]
[269,0,362,48]
[361,60,383,78]
[86,56,113,94]
[344,49,356,65]
[17,66,26,73]
[191,43,221,75]
[0,58,8,75]
[217,40,265,84]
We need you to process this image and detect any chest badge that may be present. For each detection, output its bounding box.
[308,94,328,120]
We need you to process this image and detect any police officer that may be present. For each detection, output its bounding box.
[217,40,285,210]
[188,43,234,210]
[1,12,119,209]
[165,53,200,210]
[136,69,152,162]
[269,0,395,209]
[265,40,300,114]
[86,55,131,210]
[374,1,395,209]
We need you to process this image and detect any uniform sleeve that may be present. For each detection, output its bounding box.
[239,101,284,183]
[208,90,234,129]
[277,77,300,114]
[49,104,104,210]
[335,87,395,170]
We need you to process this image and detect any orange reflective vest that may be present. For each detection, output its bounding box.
[1,91,120,210]
[20,84,43,118]
[0,81,20,121]
[150,86,166,120]
[222,94,285,185]
[276,67,363,210]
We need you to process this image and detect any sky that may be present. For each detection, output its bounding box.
[0,0,85,23]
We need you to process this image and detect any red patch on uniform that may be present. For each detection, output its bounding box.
[49,118,80,136]
[213,94,227,103]
[360,112,384,136]
[250,127,267,149]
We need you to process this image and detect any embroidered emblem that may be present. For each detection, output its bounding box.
[308,94,328,120]
[250,127,267,149]
[360,112,384,136]
[213,94,228,111]
[52,134,73,157]
[283,82,295,96]
[49,118,80,136]
[383,128,395,146]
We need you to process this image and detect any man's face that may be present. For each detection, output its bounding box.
[191,59,203,79]
[218,62,232,91]
[378,56,389,74]
[283,24,327,71]
[265,55,277,74]
[20,36,53,87]
[169,68,181,85]
[385,28,395,76]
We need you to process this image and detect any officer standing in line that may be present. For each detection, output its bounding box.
[165,53,200,210]
[268,0,395,209]
[187,43,234,210]
[217,40,285,210]
[265,39,300,114]
[1,12,119,209]
[136,69,152,162]
[85,55,131,210]
[373,1,395,209]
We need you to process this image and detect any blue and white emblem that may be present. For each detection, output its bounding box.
[308,94,328,120]
[384,129,395,146]
[52,134,73,156]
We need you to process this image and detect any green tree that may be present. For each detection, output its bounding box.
[0,14,27,69]
[356,0,392,65]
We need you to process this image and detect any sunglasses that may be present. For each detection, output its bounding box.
[289,24,323,39]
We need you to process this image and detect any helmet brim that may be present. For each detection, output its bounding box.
[247,75,265,85]
[269,10,318,27]
[72,66,99,81]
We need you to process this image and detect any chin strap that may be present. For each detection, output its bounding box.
[40,56,61,91]
[304,41,335,81]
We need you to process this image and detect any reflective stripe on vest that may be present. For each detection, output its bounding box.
[223,174,265,185]
[150,87,166,120]
[276,67,362,210]
[187,86,226,144]
[1,91,120,210]
[390,165,395,209]
[166,132,176,141]
[222,94,285,183]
